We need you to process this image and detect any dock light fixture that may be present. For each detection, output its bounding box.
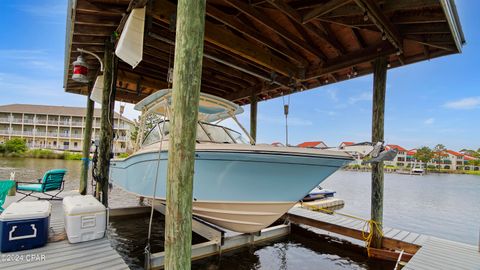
[363,11,369,21]
[72,55,89,83]
[73,48,105,104]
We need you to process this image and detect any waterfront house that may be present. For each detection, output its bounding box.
[0,104,134,154]
[297,141,328,148]
[385,144,407,167]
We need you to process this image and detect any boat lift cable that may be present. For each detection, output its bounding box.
[144,116,167,269]
[282,93,290,146]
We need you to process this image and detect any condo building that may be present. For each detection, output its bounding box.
[0,104,134,154]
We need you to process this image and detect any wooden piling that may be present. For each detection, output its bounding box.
[250,93,257,142]
[80,92,94,195]
[371,56,388,249]
[164,0,206,269]
[96,38,116,207]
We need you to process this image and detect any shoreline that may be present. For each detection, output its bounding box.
[342,166,480,176]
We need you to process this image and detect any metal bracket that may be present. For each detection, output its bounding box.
[169,13,177,32]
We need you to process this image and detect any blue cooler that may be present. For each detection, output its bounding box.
[0,201,51,252]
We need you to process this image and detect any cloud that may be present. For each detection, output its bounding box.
[314,109,336,116]
[424,118,435,125]
[326,89,338,102]
[0,49,63,72]
[444,97,480,110]
[348,91,372,104]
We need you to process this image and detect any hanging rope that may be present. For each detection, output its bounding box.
[282,93,290,146]
[301,202,384,257]
[144,117,167,270]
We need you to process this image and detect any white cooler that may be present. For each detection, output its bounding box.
[63,195,106,243]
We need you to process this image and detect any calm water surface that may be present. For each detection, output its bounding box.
[322,170,480,245]
[1,158,479,269]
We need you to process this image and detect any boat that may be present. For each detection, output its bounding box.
[302,186,336,202]
[411,167,425,175]
[109,89,354,233]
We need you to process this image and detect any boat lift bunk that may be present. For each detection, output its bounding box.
[150,203,290,268]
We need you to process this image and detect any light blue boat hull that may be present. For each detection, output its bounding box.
[110,150,350,232]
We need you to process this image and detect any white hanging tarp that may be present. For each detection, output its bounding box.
[90,75,104,104]
[115,7,145,68]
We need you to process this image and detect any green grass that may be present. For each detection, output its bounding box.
[64,151,82,160]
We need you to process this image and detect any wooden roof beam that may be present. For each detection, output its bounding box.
[302,0,352,24]
[149,0,299,78]
[266,0,346,56]
[351,28,366,48]
[353,0,403,53]
[323,0,441,18]
[206,4,308,67]
[226,82,284,102]
[306,42,396,80]
[222,0,327,62]
[75,0,125,16]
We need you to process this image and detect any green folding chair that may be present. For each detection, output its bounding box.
[0,180,15,212]
[16,169,67,201]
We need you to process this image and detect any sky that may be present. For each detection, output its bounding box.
[0,0,478,151]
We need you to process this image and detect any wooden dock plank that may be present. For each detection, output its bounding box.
[402,232,420,244]
[404,237,480,270]
[1,198,129,270]
[392,230,410,241]
[288,207,422,254]
[384,228,402,238]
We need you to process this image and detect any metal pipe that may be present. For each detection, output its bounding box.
[148,32,287,88]
[77,48,104,72]
[229,113,255,145]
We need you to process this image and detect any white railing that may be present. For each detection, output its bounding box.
[71,121,83,126]
[59,133,70,138]
[35,131,46,136]
[23,131,34,136]
[48,120,58,125]
[12,119,23,124]
[0,129,10,135]
[47,132,58,137]
[0,118,10,123]
[35,119,47,124]
[10,130,23,135]
[24,119,34,124]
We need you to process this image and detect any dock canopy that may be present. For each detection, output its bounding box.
[64,0,464,105]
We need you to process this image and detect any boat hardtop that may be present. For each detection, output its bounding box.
[134,89,244,122]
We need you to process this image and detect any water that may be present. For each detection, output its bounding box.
[1,158,479,269]
[321,170,480,245]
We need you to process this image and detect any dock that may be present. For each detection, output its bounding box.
[288,206,480,268]
[2,192,478,269]
[1,193,129,270]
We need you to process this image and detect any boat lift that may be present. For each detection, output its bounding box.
[149,204,290,268]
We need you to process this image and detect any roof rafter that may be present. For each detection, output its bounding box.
[266,0,345,56]
[150,0,299,78]
[302,0,352,24]
[223,0,327,62]
[206,4,308,67]
[353,0,403,53]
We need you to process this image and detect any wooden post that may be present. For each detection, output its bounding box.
[96,38,116,207]
[80,92,94,195]
[371,56,388,249]
[164,0,206,269]
[250,93,257,142]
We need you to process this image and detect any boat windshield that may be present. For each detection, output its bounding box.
[142,120,248,146]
